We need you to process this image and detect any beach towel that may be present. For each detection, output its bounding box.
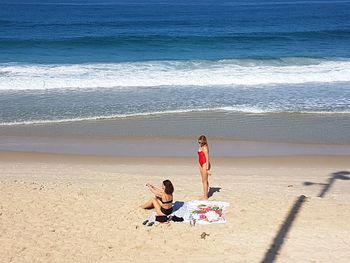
[173,200,230,225]
[143,201,229,226]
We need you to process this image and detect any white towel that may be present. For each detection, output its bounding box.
[173,200,230,225]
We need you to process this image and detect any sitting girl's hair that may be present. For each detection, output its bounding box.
[163,180,174,194]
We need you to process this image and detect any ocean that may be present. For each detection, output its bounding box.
[0,0,349,144]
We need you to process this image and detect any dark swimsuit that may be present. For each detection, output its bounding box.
[159,198,173,215]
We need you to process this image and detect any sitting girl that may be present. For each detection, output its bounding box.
[140,179,174,216]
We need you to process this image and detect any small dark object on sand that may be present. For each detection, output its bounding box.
[201,232,209,239]
[155,215,168,223]
[143,220,155,226]
[288,185,293,187]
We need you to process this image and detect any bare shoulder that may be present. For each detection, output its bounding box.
[163,193,173,202]
[202,145,209,153]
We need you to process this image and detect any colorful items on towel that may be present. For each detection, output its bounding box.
[186,201,229,224]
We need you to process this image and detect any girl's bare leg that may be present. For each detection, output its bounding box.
[140,198,154,209]
[141,197,165,215]
[152,198,164,215]
[200,165,209,200]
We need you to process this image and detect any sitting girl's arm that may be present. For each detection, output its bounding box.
[146,183,163,197]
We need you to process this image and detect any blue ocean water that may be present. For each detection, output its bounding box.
[0,0,350,124]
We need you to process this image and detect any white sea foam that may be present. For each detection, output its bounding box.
[1,106,349,126]
[1,58,350,91]
[0,108,233,126]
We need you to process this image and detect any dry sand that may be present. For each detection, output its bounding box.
[0,151,349,263]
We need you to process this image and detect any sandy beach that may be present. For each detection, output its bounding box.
[1,150,349,263]
[2,1,350,262]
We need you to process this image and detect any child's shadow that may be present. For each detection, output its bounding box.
[208,187,221,198]
[172,187,222,212]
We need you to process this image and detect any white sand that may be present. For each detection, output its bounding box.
[0,151,349,263]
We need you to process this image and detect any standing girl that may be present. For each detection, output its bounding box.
[197,135,210,199]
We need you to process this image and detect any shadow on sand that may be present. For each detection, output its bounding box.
[304,170,350,198]
[208,187,221,198]
[261,170,350,263]
[172,187,222,212]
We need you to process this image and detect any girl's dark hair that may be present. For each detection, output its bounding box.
[198,135,208,147]
[163,179,174,195]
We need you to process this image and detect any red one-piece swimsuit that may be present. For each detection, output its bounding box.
[198,150,206,167]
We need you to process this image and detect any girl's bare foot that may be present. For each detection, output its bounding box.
[199,196,208,200]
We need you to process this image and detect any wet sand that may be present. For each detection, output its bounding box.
[1,111,350,144]
[1,135,350,157]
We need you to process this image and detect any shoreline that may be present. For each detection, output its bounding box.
[1,150,350,169]
[1,111,350,145]
[1,135,350,158]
